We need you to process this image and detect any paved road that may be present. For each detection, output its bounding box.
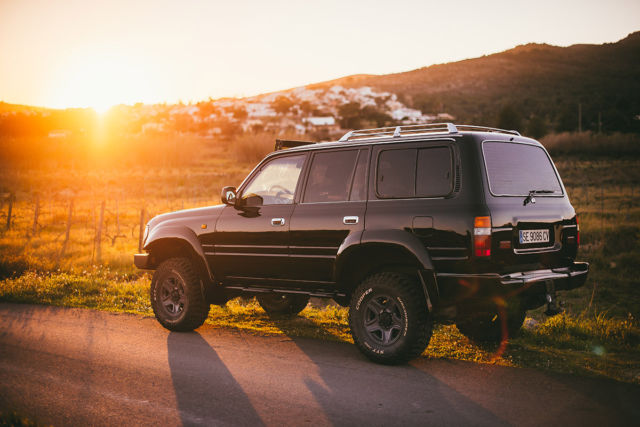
[0,303,638,426]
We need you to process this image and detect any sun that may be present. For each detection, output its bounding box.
[47,53,153,112]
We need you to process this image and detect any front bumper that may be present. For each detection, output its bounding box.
[134,253,150,269]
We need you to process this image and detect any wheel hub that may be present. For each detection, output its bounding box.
[379,311,392,328]
[171,288,181,303]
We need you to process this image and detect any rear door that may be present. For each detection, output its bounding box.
[288,148,369,284]
[481,140,579,269]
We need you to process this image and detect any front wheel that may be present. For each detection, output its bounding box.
[257,293,310,316]
[349,272,433,365]
[150,257,210,332]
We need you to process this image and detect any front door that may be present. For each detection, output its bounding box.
[211,153,307,285]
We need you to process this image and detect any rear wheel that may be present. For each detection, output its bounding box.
[257,293,310,316]
[151,257,210,332]
[349,272,433,365]
[456,300,526,343]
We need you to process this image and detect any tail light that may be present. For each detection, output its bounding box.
[576,215,580,247]
[474,216,492,257]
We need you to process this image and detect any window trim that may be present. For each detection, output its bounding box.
[374,142,456,200]
[238,152,308,204]
[481,140,565,198]
[300,147,367,205]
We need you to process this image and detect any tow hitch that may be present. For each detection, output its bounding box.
[544,280,564,316]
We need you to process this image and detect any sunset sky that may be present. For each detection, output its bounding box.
[1,0,639,111]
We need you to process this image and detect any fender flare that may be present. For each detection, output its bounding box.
[334,229,438,308]
[334,229,435,279]
[144,225,214,282]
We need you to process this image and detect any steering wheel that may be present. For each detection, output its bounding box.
[269,184,292,195]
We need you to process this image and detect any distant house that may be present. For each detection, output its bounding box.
[391,108,423,123]
[437,113,455,121]
[242,119,265,132]
[246,103,277,118]
[303,116,336,126]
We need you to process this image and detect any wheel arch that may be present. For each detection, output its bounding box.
[334,230,436,306]
[144,226,213,284]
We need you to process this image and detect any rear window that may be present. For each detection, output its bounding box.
[483,142,562,196]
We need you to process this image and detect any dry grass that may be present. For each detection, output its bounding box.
[541,131,640,157]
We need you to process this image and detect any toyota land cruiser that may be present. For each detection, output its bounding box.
[134,123,589,364]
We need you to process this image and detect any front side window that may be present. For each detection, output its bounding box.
[304,150,359,203]
[242,154,305,205]
[483,142,562,196]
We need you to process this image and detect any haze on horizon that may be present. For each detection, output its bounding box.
[1,0,639,111]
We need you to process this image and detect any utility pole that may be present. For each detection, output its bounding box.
[598,111,602,134]
[578,103,582,133]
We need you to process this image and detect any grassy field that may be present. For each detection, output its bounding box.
[0,134,639,384]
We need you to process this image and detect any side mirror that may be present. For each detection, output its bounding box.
[242,193,263,207]
[221,186,237,206]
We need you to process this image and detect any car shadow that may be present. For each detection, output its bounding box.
[167,331,264,426]
[268,313,640,426]
[269,316,510,426]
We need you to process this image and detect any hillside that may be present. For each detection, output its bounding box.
[309,32,640,134]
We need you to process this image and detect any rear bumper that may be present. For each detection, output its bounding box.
[436,261,589,298]
[498,262,589,291]
[134,253,151,269]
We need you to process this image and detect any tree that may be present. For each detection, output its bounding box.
[527,115,547,139]
[497,105,522,132]
[272,96,294,115]
[338,102,362,129]
[231,106,248,121]
[299,101,317,116]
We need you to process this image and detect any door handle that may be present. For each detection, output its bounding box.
[271,218,285,226]
[343,216,359,225]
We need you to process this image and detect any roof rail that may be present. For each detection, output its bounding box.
[338,122,520,142]
[274,139,316,151]
[454,125,520,136]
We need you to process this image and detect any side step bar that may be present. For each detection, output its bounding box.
[225,285,347,300]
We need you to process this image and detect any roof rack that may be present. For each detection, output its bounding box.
[338,122,520,142]
[274,139,316,151]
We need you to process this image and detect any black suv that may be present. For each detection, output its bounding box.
[134,123,588,364]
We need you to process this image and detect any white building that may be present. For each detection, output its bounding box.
[303,116,336,126]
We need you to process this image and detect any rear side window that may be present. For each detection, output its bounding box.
[416,147,453,197]
[304,150,359,203]
[377,149,416,198]
[483,142,562,196]
[377,146,453,198]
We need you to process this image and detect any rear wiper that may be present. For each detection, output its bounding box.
[523,189,555,206]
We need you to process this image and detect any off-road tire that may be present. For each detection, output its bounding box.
[257,293,310,316]
[349,272,433,365]
[151,257,210,332]
[456,301,526,343]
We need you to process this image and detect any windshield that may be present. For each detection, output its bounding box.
[482,142,562,196]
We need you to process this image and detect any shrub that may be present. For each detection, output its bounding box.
[230,131,309,164]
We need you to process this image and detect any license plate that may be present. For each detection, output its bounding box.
[519,229,550,244]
